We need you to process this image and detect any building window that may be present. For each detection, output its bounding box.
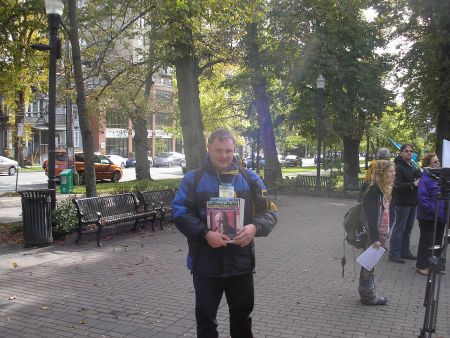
[41,130,49,145]
[106,138,128,157]
[155,112,171,127]
[156,90,172,102]
[106,109,128,128]
[74,130,80,147]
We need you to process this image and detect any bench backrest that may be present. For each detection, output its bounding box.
[74,193,138,222]
[344,175,364,191]
[137,189,174,210]
[292,175,336,189]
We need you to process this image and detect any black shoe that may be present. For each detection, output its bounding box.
[389,256,405,264]
[401,254,417,260]
[361,296,388,306]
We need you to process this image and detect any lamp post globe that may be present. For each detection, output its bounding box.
[316,75,325,89]
[316,75,325,190]
[44,0,64,15]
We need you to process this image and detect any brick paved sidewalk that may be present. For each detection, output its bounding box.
[0,194,449,337]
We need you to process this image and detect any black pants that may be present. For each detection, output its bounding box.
[193,272,254,338]
[416,219,445,269]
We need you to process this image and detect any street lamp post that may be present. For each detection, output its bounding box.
[45,0,64,212]
[316,75,325,190]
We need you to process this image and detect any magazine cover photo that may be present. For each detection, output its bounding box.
[210,209,237,238]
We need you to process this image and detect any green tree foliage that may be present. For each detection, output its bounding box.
[269,0,393,177]
[379,0,450,156]
[199,65,249,136]
[160,0,252,171]
[0,0,48,161]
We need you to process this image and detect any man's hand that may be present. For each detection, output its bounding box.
[413,178,420,187]
[205,231,229,248]
[233,224,257,247]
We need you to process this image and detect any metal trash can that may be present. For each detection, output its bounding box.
[60,169,73,194]
[19,190,53,247]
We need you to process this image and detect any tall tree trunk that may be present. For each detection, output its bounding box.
[245,22,281,182]
[133,56,154,180]
[174,52,206,171]
[133,113,151,180]
[67,0,96,197]
[342,136,360,178]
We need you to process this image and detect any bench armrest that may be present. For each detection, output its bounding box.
[80,211,101,224]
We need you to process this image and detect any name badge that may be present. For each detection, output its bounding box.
[219,184,235,198]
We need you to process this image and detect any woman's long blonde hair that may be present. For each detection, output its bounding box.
[370,160,394,200]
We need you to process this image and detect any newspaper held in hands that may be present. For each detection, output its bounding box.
[356,246,386,271]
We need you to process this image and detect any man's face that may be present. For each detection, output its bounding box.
[401,146,413,162]
[215,212,227,227]
[207,137,235,172]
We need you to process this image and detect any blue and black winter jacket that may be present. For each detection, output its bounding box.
[172,160,277,277]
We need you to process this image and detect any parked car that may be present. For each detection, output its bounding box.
[126,156,153,168]
[153,152,185,167]
[245,156,263,169]
[106,154,127,168]
[255,155,285,168]
[284,155,302,167]
[0,156,18,176]
[44,151,123,183]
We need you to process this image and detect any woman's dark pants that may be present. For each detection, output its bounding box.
[416,219,445,270]
[193,272,254,338]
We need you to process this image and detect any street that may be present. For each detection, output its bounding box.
[0,158,318,194]
[0,166,184,193]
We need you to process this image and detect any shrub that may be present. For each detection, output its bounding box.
[53,196,79,239]
[111,179,179,194]
[9,222,23,234]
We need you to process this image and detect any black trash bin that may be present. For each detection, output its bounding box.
[19,190,53,247]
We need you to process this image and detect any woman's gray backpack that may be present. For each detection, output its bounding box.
[343,202,368,249]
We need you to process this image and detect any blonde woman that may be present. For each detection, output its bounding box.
[359,160,395,305]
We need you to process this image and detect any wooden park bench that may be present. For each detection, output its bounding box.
[137,189,175,230]
[285,175,337,191]
[296,175,336,191]
[343,175,365,192]
[343,175,366,199]
[73,193,155,247]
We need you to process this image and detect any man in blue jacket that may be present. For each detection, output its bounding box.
[172,128,277,338]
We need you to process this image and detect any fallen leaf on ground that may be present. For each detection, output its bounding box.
[8,295,16,300]
[79,320,85,324]
[41,306,48,310]
[11,262,18,268]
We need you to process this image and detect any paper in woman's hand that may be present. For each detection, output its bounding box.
[356,246,386,271]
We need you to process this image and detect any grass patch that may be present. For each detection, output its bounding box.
[19,167,44,172]
[71,178,181,195]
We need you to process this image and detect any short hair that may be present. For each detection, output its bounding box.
[400,144,414,152]
[422,153,437,167]
[376,148,390,160]
[208,128,235,145]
